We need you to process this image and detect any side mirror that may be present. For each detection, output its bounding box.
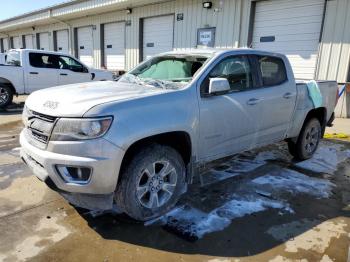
[208,78,230,95]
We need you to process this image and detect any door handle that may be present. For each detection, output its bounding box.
[247,98,261,105]
[283,92,293,99]
[29,72,38,75]
[60,73,68,76]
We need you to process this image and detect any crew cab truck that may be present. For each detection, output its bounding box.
[20,49,338,221]
[0,49,113,108]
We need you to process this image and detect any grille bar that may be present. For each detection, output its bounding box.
[25,108,57,148]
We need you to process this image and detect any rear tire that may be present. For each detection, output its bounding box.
[0,86,14,109]
[115,144,186,221]
[294,118,321,160]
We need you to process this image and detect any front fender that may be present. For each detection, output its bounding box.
[85,87,199,157]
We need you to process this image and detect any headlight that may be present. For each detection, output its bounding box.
[50,117,113,141]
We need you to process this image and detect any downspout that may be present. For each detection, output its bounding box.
[48,9,73,55]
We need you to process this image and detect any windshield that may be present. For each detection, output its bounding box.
[5,51,21,66]
[119,54,211,89]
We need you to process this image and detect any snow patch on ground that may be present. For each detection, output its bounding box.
[252,168,334,198]
[204,150,285,185]
[296,143,350,174]
[147,143,345,239]
[149,195,292,239]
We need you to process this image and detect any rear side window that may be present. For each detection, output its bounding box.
[258,56,287,86]
[29,53,59,69]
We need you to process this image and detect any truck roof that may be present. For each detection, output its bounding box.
[160,48,286,58]
[8,48,71,56]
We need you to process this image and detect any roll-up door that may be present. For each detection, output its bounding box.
[104,22,125,70]
[25,35,34,49]
[56,29,69,54]
[77,26,94,67]
[39,32,50,50]
[252,0,324,79]
[143,15,174,60]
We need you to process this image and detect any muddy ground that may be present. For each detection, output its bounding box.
[0,121,349,262]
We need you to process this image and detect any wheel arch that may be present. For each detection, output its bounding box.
[303,107,327,136]
[119,131,193,185]
[0,77,17,95]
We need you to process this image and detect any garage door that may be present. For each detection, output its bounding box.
[2,38,9,52]
[12,36,21,49]
[39,32,50,50]
[104,22,125,70]
[56,29,69,54]
[143,15,174,60]
[252,0,324,79]
[24,35,34,49]
[77,26,93,67]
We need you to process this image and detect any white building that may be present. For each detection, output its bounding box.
[0,0,349,116]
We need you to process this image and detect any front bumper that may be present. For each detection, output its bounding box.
[20,130,125,196]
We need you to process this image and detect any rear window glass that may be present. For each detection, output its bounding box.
[5,51,20,66]
[29,53,59,69]
[258,56,287,86]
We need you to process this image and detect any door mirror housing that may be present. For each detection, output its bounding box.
[208,78,230,95]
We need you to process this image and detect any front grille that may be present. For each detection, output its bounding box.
[25,108,57,148]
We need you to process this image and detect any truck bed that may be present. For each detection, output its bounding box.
[287,80,338,138]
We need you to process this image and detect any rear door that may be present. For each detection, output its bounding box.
[198,54,263,160]
[26,52,59,93]
[252,55,297,143]
[58,55,91,85]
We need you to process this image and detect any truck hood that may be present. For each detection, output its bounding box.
[25,81,170,117]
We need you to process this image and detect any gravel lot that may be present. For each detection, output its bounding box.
[0,121,349,262]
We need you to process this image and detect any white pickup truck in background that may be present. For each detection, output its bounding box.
[0,49,113,108]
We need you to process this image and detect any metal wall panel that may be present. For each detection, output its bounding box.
[316,0,350,83]
[0,0,250,70]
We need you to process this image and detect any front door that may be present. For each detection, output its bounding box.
[198,55,263,161]
[26,52,59,93]
[58,55,91,85]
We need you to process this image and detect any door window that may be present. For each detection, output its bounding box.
[201,56,254,95]
[29,53,59,69]
[5,50,20,66]
[58,56,87,73]
[258,56,287,86]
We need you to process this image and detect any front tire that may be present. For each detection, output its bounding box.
[0,86,14,109]
[115,144,186,221]
[294,118,322,160]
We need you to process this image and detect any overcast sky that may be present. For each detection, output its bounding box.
[0,0,67,21]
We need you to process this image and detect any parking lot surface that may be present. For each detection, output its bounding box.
[0,121,349,261]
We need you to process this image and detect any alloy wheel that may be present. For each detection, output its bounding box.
[136,160,177,208]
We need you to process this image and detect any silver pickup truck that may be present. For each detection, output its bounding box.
[20,49,339,221]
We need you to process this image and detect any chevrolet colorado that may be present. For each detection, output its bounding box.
[0,49,113,108]
[20,49,338,221]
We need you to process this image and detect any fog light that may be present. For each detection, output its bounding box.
[55,165,92,184]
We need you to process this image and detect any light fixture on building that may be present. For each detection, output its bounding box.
[126,8,132,14]
[203,1,212,9]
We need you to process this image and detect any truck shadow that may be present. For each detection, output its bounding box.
[76,139,350,257]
